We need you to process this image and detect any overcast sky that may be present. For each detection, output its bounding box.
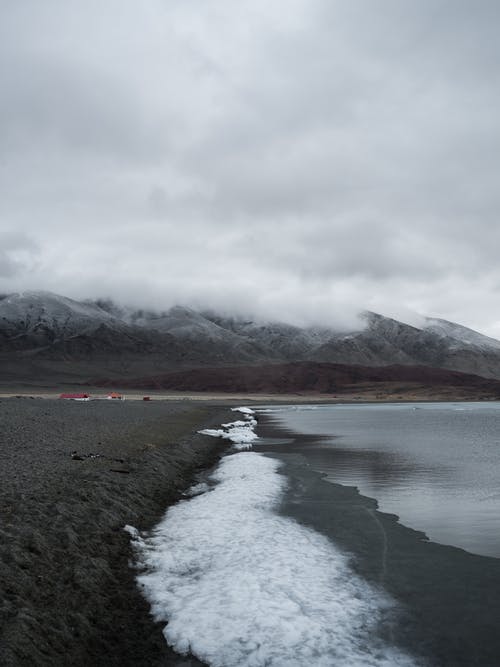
[1,1,500,333]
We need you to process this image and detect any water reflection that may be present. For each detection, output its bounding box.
[260,403,500,558]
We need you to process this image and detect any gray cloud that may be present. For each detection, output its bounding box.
[1,1,500,334]
[0,232,39,277]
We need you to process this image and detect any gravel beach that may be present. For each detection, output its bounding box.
[0,397,231,666]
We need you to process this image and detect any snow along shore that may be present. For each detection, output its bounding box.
[126,407,421,667]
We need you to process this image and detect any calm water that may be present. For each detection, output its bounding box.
[262,402,500,558]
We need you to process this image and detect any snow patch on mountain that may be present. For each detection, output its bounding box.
[0,291,122,340]
[135,306,249,344]
[3,290,500,380]
[423,318,500,351]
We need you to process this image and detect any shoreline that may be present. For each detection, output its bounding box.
[0,398,233,666]
[4,397,500,665]
[256,412,500,666]
[1,387,499,405]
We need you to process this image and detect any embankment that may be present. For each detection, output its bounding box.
[0,398,231,666]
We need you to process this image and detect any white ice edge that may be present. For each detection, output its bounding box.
[127,448,421,666]
[198,406,258,450]
[231,406,255,415]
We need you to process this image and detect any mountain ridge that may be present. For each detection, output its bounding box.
[2,290,500,384]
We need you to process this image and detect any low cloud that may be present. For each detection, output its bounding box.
[0,233,39,278]
[1,1,500,335]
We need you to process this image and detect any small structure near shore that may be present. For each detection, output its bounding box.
[107,391,123,400]
[59,393,90,401]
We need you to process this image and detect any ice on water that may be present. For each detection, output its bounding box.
[128,416,420,667]
[198,406,258,450]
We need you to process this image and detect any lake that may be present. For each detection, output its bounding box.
[260,402,500,558]
[132,403,500,666]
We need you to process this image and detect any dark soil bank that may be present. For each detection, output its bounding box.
[0,398,231,667]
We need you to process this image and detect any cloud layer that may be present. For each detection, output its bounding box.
[1,1,500,333]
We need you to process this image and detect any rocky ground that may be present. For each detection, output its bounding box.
[0,398,232,666]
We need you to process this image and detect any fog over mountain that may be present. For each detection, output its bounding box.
[3,291,500,389]
[1,2,500,337]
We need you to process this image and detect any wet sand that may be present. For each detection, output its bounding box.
[256,415,500,666]
[0,398,232,666]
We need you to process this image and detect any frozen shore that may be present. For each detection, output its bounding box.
[0,397,231,666]
[255,413,500,666]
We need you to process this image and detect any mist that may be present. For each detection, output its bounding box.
[1,1,500,336]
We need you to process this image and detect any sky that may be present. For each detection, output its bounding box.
[1,0,500,334]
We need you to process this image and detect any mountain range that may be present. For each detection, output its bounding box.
[2,290,500,392]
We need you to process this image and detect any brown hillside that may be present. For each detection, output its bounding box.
[90,362,500,396]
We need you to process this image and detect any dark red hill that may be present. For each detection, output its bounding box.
[90,362,500,397]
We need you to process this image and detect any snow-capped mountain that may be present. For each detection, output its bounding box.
[309,311,500,379]
[2,290,500,381]
[0,291,125,342]
[423,317,500,351]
